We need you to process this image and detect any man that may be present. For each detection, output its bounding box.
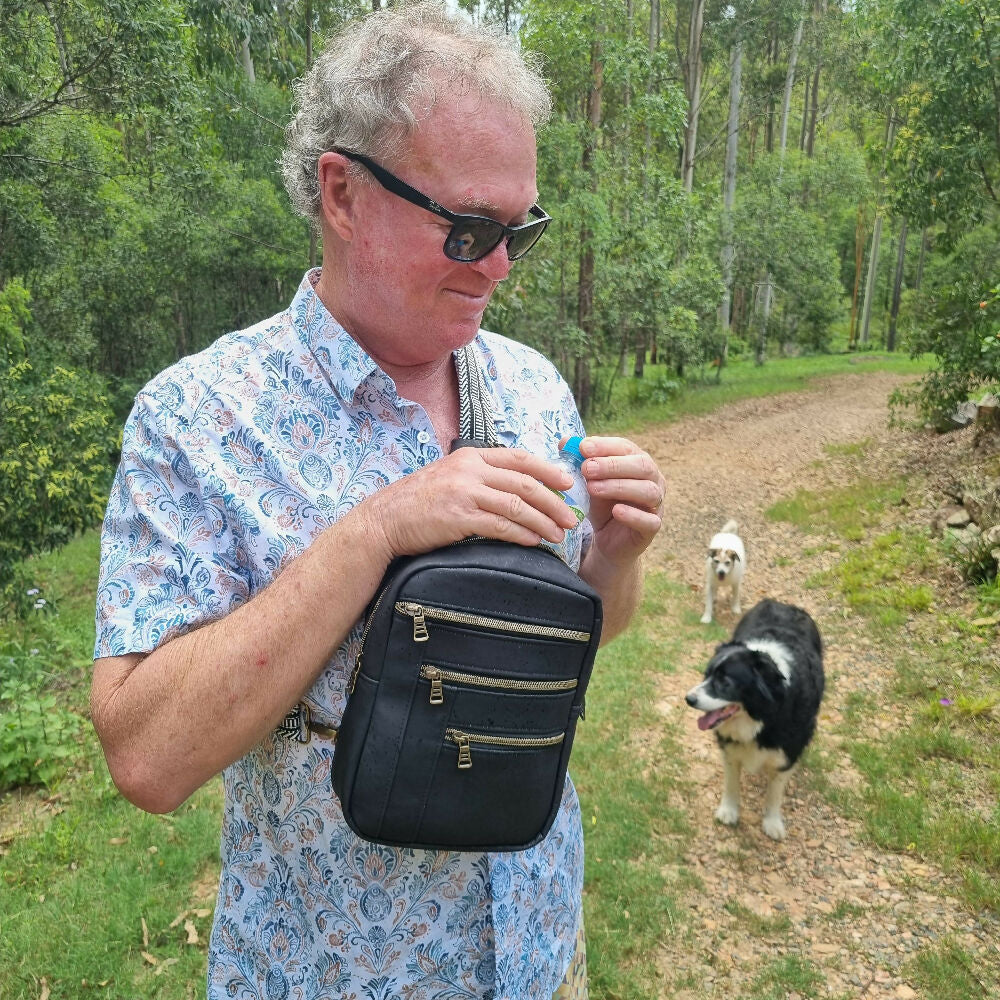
[91,4,666,998]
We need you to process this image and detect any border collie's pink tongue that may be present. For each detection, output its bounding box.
[698,705,740,730]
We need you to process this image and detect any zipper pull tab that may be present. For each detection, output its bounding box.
[411,604,429,642]
[424,666,444,705]
[451,730,472,769]
[348,651,362,694]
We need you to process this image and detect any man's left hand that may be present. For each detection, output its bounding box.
[575,435,665,565]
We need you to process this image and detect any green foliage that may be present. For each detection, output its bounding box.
[861,0,1000,234]
[892,216,1000,422]
[0,276,30,361]
[0,673,83,792]
[0,293,117,588]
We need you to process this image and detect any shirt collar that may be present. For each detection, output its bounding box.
[289,268,379,403]
[289,268,507,432]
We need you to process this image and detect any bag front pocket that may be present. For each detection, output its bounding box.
[419,664,577,705]
[396,601,592,644]
[404,728,569,849]
[443,727,565,769]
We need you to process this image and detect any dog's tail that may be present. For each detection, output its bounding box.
[720,519,739,534]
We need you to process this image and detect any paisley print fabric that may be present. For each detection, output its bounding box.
[552,916,589,999]
[95,269,591,1000]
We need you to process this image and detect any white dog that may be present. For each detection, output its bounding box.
[701,520,746,624]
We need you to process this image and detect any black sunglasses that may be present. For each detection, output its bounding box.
[335,148,551,263]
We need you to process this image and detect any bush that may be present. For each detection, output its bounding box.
[893,219,1000,423]
[1,285,117,594]
[0,635,83,792]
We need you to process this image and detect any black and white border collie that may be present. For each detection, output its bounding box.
[686,599,824,840]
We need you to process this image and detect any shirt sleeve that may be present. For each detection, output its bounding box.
[94,392,251,658]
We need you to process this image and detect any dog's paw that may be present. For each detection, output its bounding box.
[715,802,740,826]
[762,814,786,840]
[700,613,712,624]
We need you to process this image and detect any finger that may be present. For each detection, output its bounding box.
[579,449,659,486]
[609,502,663,537]
[577,436,642,458]
[480,467,581,530]
[475,485,571,544]
[479,447,574,492]
[589,476,663,512]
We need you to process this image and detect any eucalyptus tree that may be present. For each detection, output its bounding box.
[861,0,1000,416]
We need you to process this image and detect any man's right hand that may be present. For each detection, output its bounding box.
[360,446,580,560]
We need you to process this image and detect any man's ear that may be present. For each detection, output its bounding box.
[316,151,357,243]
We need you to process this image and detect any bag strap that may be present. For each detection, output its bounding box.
[452,342,498,449]
[279,343,496,744]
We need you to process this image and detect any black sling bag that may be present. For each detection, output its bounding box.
[280,345,602,852]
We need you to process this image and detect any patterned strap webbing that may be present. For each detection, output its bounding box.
[455,343,498,447]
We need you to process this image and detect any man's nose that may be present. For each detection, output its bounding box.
[472,239,514,281]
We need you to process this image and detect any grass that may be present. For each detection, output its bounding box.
[586,350,929,434]
[765,480,910,542]
[573,575,692,997]
[747,955,825,999]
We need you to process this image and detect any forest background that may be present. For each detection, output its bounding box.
[1,0,998,591]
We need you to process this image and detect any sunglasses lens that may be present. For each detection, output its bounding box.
[445,220,504,262]
[506,220,548,261]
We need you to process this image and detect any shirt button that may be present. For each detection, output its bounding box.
[417,430,431,444]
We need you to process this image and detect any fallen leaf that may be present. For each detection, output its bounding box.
[141,917,149,949]
[141,951,158,966]
[193,908,211,919]
[39,976,50,1000]
[147,845,158,854]
[971,613,1000,627]
[184,919,199,945]
[108,837,127,846]
[153,958,180,977]
[169,910,188,929]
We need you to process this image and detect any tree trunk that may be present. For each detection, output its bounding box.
[681,0,706,192]
[755,276,771,364]
[240,35,256,83]
[858,215,883,348]
[848,202,865,348]
[643,0,660,189]
[765,24,777,153]
[41,1,77,100]
[719,40,742,349]
[807,64,821,155]
[576,25,604,416]
[914,227,929,290]
[800,66,810,152]
[859,111,897,347]
[887,217,907,351]
[779,13,805,161]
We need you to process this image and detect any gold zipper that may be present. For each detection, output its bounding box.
[350,582,393,693]
[396,602,591,644]
[420,665,577,706]
[444,728,565,770]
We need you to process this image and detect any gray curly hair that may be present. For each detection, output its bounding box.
[281,1,552,226]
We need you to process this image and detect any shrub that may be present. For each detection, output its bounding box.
[0,284,117,596]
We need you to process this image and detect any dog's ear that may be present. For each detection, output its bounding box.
[708,547,718,558]
[752,671,777,705]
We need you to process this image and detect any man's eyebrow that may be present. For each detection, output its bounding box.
[456,195,539,220]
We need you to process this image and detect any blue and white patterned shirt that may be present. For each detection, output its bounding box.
[95,269,590,1000]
